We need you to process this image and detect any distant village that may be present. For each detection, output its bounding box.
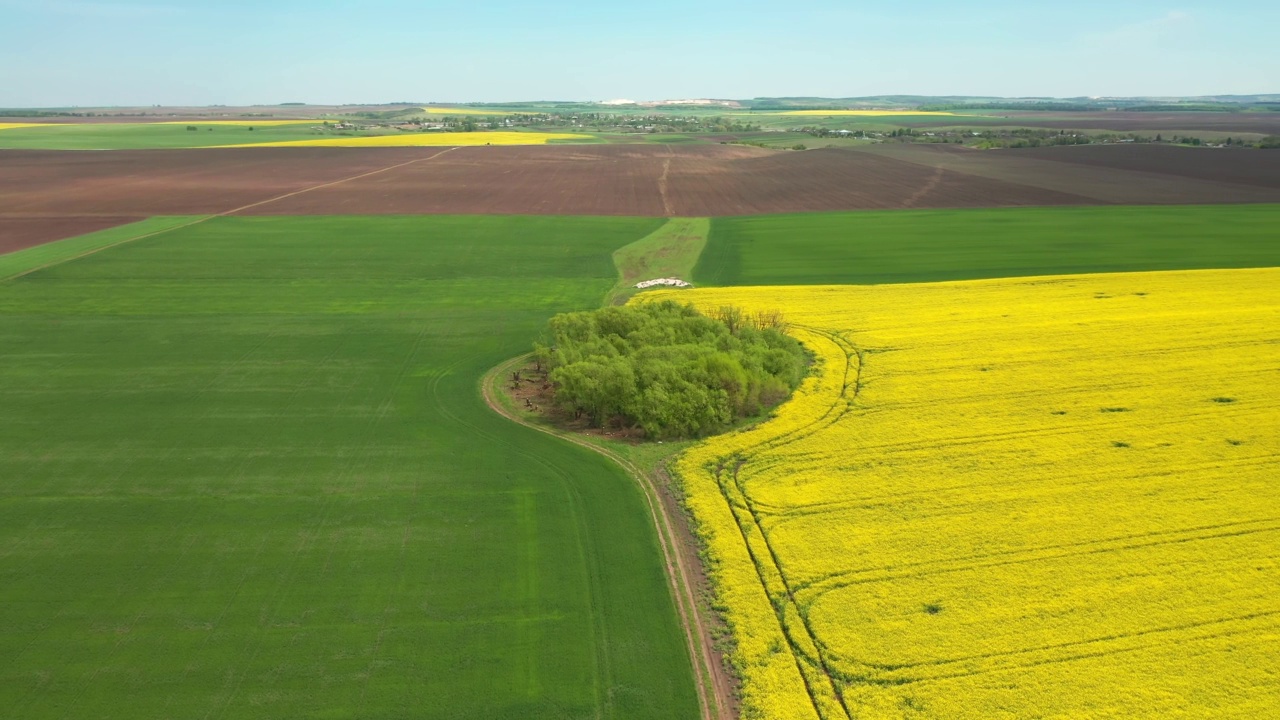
[307,112,1266,150]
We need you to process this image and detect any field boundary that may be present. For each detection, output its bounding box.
[700,327,861,719]
[481,355,732,720]
[0,215,209,282]
[608,217,710,304]
[693,204,1280,287]
[1,147,461,282]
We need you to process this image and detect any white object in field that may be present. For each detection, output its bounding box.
[635,277,692,289]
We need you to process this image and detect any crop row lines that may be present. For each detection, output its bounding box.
[797,522,1280,602]
[746,451,1279,520]
[711,328,882,713]
[825,610,1280,685]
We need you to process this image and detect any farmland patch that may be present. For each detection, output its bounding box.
[1007,143,1280,189]
[650,268,1280,719]
[695,204,1280,286]
[0,122,338,150]
[229,131,585,148]
[0,215,698,719]
[0,147,432,217]
[853,144,1280,203]
[8,145,1278,224]
[774,110,966,117]
[0,216,204,277]
[0,215,146,256]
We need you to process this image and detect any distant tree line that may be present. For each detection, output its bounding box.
[745,104,875,112]
[348,109,421,121]
[0,110,80,118]
[1124,104,1242,113]
[850,126,1273,149]
[919,101,1263,113]
[533,301,809,439]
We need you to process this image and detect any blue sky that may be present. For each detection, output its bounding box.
[1,0,1275,106]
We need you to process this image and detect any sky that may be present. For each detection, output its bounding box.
[1,0,1276,107]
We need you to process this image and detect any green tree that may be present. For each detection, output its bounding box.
[534,301,808,439]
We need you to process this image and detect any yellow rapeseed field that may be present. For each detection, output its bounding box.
[226,131,581,148]
[648,268,1280,720]
[0,123,51,131]
[421,106,519,115]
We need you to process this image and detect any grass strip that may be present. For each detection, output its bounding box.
[608,217,709,304]
[0,216,207,280]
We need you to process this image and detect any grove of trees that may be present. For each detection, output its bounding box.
[533,301,809,439]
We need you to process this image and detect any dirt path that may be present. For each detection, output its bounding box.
[658,152,675,217]
[481,356,736,720]
[2,147,461,282]
[902,164,945,208]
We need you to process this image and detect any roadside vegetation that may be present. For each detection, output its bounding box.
[532,301,808,439]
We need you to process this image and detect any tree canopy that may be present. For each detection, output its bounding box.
[534,301,809,439]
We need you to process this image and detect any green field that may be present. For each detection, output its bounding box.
[0,123,346,150]
[0,215,699,719]
[694,204,1280,286]
[0,123,613,150]
[0,216,206,279]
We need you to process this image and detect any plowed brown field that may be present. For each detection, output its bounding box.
[1007,144,1280,188]
[852,144,1280,204]
[245,144,685,216]
[915,111,1280,136]
[0,147,430,216]
[5,143,1279,254]
[661,147,1091,214]
[1,144,1091,229]
[0,216,143,254]
[241,144,1091,216]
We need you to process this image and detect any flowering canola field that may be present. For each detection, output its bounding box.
[227,131,580,147]
[421,106,520,115]
[648,268,1280,720]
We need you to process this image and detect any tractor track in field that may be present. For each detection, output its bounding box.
[222,147,460,215]
[902,165,945,208]
[481,355,736,720]
[658,148,676,217]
